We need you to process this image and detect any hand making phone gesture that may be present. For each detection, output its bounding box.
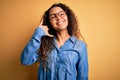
[38,18,53,37]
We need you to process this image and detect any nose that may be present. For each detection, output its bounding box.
[56,14,61,20]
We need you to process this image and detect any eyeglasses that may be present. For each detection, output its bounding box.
[49,11,66,21]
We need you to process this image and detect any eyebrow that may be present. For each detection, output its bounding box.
[49,11,64,16]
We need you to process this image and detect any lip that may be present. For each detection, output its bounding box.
[56,21,64,25]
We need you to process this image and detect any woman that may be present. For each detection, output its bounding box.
[21,3,88,80]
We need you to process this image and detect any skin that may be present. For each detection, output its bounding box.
[49,7,68,32]
[39,7,70,48]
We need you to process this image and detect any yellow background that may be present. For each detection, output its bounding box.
[0,0,120,80]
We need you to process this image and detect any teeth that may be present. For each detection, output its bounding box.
[57,21,63,25]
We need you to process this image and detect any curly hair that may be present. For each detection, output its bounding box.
[38,3,84,69]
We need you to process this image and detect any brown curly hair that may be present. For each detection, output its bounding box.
[38,3,84,69]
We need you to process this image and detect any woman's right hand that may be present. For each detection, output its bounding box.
[38,19,53,37]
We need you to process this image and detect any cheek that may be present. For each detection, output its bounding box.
[50,21,56,26]
[65,19,69,27]
[65,17,68,24]
[66,19,68,26]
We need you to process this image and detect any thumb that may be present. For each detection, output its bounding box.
[39,18,43,27]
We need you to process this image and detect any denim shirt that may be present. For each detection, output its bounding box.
[21,27,88,80]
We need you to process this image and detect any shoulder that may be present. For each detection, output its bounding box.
[74,37,87,53]
[74,36,86,48]
[70,36,87,50]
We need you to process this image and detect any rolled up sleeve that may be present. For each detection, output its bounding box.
[20,27,46,65]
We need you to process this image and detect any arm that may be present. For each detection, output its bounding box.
[76,41,88,80]
[20,27,46,65]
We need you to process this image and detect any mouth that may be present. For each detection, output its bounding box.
[57,21,64,25]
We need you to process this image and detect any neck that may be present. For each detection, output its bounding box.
[56,30,70,48]
[56,30,70,41]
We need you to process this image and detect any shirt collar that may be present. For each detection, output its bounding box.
[53,35,77,45]
[69,36,77,44]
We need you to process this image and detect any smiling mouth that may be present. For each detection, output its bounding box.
[57,21,64,25]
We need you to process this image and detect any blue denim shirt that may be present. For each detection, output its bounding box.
[21,27,88,80]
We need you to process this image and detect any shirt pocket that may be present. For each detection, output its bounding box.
[68,50,79,65]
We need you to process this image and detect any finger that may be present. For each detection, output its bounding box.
[48,34,54,37]
[39,18,43,26]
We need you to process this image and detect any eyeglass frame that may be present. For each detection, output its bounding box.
[49,11,67,21]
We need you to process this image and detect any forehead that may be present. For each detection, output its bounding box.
[49,7,64,14]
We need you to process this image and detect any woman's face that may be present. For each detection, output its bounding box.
[49,7,68,32]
